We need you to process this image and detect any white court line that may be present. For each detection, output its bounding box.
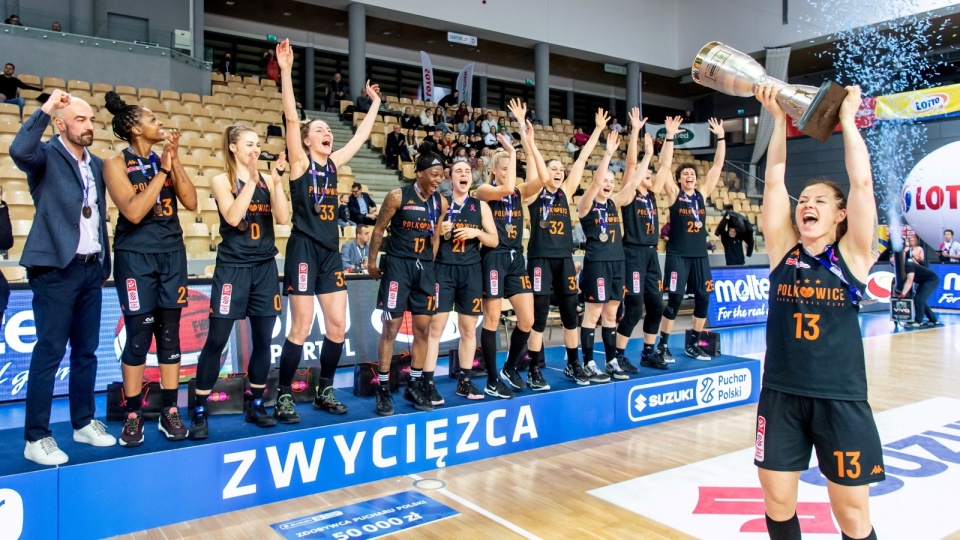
[407,473,543,540]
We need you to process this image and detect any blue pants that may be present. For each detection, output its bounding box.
[23,259,104,441]
[3,97,25,115]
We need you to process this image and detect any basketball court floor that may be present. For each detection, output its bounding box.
[107,310,960,540]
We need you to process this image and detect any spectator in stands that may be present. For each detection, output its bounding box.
[0,190,9,324]
[573,127,590,147]
[438,89,460,112]
[939,229,960,263]
[608,150,627,174]
[217,52,234,75]
[440,144,454,164]
[527,108,543,126]
[483,130,498,148]
[498,125,513,147]
[481,112,497,135]
[385,124,411,169]
[400,107,420,129]
[609,117,623,133]
[355,88,373,114]
[471,110,485,135]
[407,128,421,159]
[419,106,435,132]
[715,209,754,266]
[51,21,62,32]
[326,72,346,111]
[348,182,378,225]
[419,129,442,156]
[497,116,509,134]
[341,224,371,272]
[260,49,278,81]
[438,167,453,197]
[907,235,926,266]
[433,106,450,135]
[377,90,400,118]
[5,15,22,26]
[653,135,665,155]
[338,194,355,232]
[280,101,307,129]
[565,136,579,157]
[899,258,942,328]
[14,90,116,465]
[455,102,472,134]
[1,63,42,117]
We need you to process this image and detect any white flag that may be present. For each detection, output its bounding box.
[456,62,475,107]
[421,51,435,103]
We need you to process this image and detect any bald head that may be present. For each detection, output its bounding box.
[54,98,95,147]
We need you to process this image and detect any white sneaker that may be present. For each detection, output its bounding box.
[584,361,611,383]
[74,419,117,447]
[24,437,68,466]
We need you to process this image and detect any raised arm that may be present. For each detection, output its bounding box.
[366,188,401,280]
[833,86,877,279]
[625,107,646,172]
[333,80,382,168]
[755,83,798,268]
[475,132,518,201]
[699,118,726,199]
[564,108,609,197]
[166,131,197,211]
[473,200,500,249]
[615,133,652,208]
[10,90,70,175]
[578,131,619,218]
[276,39,308,177]
[269,151,291,225]
[654,116,684,203]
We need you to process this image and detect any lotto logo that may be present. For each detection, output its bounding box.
[533,267,542,292]
[633,271,641,293]
[490,270,499,296]
[298,263,308,292]
[126,279,140,311]
[755,415,766,462]
[388,281,399,309]
[219,284,233,315]
[670,271,678,292]
[598,278,606,301]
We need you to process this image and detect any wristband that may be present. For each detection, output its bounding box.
[157,167,170,176]
[716,137,725,141]
[275,168,286,175]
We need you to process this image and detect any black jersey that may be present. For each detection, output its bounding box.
[527,188,573,259]
[764,243,867,401]
[581,199,624,262]
[216,175,278,265]
[623,189,659,247]
[387,184,441,261]
[904,259,938,284]
[113,147,183,253]
[666,190,708,257]
[437,195,483,265]
[289,159,339,251]
[483,188,524,254]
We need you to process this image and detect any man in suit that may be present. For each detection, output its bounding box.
[327,72,346,112]
[10,89,116,465]
[348,182,378,225]
[385,124,411,169]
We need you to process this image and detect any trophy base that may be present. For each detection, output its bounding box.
[796,80,846,143]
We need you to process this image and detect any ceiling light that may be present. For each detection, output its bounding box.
[225,0,234,4]
[334,21,344,26]
[283,11,292,16]
[426,40,435,44]
[382,31,392,35]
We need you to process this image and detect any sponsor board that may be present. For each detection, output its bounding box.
[621,366,757,425]
[270,491,457,540]
[707,266,770,327]
[591,398,960,539]
[0,469,58,540]
[901,141,960,248]
[929,263,960,308]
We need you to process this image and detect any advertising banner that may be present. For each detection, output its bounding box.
[645,122,711,149]
[455,62,474,107]
[875,83,960,122]
[420,51,434,103]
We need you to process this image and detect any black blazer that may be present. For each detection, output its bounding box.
[347,193,377,224]
[9,110,112,280]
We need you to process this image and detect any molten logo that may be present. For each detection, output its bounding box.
[298,263,308,292]
[126,279,140,311]
[489,270,499,296]
[219,284,233,315]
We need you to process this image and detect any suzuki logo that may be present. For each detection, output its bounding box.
[634,393,647,413]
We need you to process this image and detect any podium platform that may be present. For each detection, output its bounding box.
[0,335,760,540]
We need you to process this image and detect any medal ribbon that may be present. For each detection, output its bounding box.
[310,159,331,208]
[595,200,608,237]
[807,244,863,307]
[685,192,700,225]
[540,188,557,223]
[236,177,250,223]
[414,183,438,234]
[135,152,161,209]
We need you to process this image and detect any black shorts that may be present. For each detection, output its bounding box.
[114,249,188,315]
[624,245,662,296]
[437,263,483,314]
[283,234,346,296]
[580,260,625,304]
[210,260,281,319]
[754,387,885,487]
[528,257,577,297]
[376,256,437,317]
[663,254,712,296]
[482,250,531,299]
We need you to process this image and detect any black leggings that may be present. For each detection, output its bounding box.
[195,316,275,391]
[914,280,938,323]
[531,294,579,334]
[120,307,182,366]
[617,292,665,337]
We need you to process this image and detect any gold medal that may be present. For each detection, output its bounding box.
[154,203,163,216]
[82,205,92,218]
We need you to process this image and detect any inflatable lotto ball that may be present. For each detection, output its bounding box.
[114,288,224,381]
[902,141,960,247]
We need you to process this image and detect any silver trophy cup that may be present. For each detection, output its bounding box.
[691,41,845,142]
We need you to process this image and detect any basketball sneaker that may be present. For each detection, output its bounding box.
[656,341,675,364]
[273,394,301,424]
[605,360,629,380]
[188,406,208,440]
[484,379,515,399]
[641,350,669,370]
[456,373,484,400]
[527,364,551,391]
[616,354,639,374]
[375,384,394,416]
[563,361,590,386]
[403,379,434,412]
[500,367,526,391]
[246,398,277,428]
[159,406,188,441]
[425,380,445,406]
[314,379,348,415]
[685,342,711,361]
[584,361,611,383]
[119,411,144,447]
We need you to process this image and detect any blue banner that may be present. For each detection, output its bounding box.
[927,263,960,309]
[0,469,58,540]
[270,491,458,540]
[707,266,770,328]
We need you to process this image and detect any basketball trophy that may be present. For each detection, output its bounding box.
[691,41,847,142]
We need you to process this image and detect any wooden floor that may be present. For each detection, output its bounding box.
[114,317,960,540]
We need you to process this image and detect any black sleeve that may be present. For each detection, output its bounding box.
[0,204,12,250]
[745,228,754,257]
[714,215,727,236]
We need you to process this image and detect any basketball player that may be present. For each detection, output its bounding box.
[755,83,882,540]
[275,39,381,422]
[368,153,447,415]
[424,154,500,404]
[654,115,725,362]
[475,99,546,397]
[103,91,197,446]
[189,128,291,439]
[576,130,647,380]
[526,108,610,385]
[608,108,668,371]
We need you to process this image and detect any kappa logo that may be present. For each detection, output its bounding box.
[871,465,884,475]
